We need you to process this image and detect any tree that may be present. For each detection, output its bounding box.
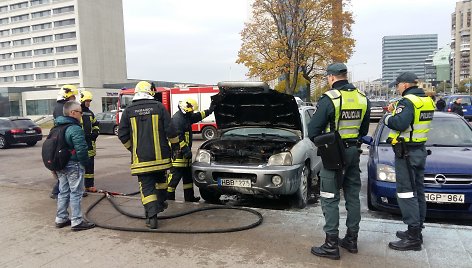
[458,79,471,93]
[237,0,355,95]
[435,81,451,93]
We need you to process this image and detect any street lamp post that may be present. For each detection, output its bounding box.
[347,62,367,83]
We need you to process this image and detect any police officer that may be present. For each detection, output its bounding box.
[385,72,435,251]
[118,81,179,229]
[167,97,216,202]
[79,90,100,192]
[309,63,370,260]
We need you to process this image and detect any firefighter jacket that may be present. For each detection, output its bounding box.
[118,99,179,175]
[171,108,212,167]
[385,86,435,143]
[81,105,99,157]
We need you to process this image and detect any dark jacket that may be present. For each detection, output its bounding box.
[172,108,212,150]
[81,105,100,156]
[384,86,425,132]
[436,98,446,111]
[55,115,89,166]
[451,101,464,116]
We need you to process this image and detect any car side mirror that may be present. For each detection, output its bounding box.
[361,136,373,145]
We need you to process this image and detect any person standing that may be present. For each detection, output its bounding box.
[385,72,435,251]
[435,97,446,111]
[55,101,95,231]
[308,63,370,260]
[451,98,464,116]
[79,90,100,192]
[166,97,216,202]
[118,81,179,229]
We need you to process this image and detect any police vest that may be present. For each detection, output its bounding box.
[324,89,368,139]
[388,94,435,143]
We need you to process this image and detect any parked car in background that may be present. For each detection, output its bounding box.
[369,100,388,120]
[443,95,472,120]
[0,117,42,149]
[192,82,322,208]
[96,112,118,135]
[366,112,472,218]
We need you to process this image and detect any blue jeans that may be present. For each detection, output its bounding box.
[55,161,85,227]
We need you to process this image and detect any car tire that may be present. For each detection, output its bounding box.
[113,125,119,136]
[26,141,37,146]
[0,135,9,149]
[291,163,310,209]
[367,184,378,211]
[199,187,221,204]
[202,126,217,140]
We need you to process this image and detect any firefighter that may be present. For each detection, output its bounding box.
[118,81,179,229]
[167,97,216,202]
[79,90,100,192]
[308,63,370,260]
[385,72,435,251]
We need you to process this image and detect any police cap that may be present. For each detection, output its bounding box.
[389,72,418,87]
[326,63,348,76]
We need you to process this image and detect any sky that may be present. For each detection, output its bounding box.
[122,0,455,85]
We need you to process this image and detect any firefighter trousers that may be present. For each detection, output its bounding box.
[167,166,196,201]
[84,156,95,188]
[138,171,168,218]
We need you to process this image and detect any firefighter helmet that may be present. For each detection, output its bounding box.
[134,81,155,96]
[179,97,198,113]
[80,90,93,103]
[60,84,78,99]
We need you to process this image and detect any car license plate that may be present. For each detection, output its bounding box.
[425,193,464,203]
[218,178,251,188]
[26,130,35,134]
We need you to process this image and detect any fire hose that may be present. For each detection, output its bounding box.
[84,190,263,233]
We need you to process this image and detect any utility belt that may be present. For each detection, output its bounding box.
[343,139,361,148]
[387,137,425,159]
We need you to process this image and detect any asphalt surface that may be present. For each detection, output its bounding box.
[0,128,471,267]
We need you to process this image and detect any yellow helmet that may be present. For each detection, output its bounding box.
[80,90,93,102]
[60,84,78,99]
[134,81,155,96]
[179,97,198,113]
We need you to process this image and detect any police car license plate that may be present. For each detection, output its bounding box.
[425,193,464,203]
[218,178,251,188]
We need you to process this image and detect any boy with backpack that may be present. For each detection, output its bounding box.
[47,101,95,231]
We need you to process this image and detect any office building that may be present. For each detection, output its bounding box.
[452,0,472,85]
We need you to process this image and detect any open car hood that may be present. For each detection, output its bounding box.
[213,82,302,131]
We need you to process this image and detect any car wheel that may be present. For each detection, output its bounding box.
[0,135,9,149]
[291,163,310,209]
[26,141,37,146]
[202,126,217,140]
[367,184,377,211]
[199,187,221,204]
[113,125,119,136]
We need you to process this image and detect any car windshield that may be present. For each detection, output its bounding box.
[378,117,472,146]
[11,119,36,128]
[222,127,299,141]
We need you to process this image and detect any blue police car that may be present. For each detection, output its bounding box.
[366,112,472,218]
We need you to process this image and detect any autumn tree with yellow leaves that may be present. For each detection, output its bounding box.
[237,0,355,96]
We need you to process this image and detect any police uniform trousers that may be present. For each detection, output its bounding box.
[394,145,427,228]
[138,171,168,218]
[84,156,95,188]
[319,146,361,235]
[167,166,195,201]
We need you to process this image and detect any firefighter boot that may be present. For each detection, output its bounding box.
[167,191,175,201]
[389,226,422,251]
[184,188,200,202]
[339,229,358,253]
[157,189,168,212]
[148,215,158,230]
[145,209,150,227]
[311,234,340,260]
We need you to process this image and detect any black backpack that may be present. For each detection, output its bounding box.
[42,123,73,171]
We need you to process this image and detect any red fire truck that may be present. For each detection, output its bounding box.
[117,86,220,140]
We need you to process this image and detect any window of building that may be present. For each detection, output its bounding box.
[55,31,76,40]
[0,6,8,13]
[468,11,471,28]
[0,41,10,48]
[30,0,50,6]
[31,10,51,19]
[102,97,118,112]
[13,38,32,46]
[32,22,52,31]
[53,5,74,14]
[11,26,30,34]
[35,60,54,67]
[0,29,9,37]
[0,65,13,71]
[26,99,56,115]
[0,53,12,60]
[10,2,28,10]
[11,14,29,22]
[57,70,79,78]
[14,50,32,58]
[56,57,78,65]
[34,47,54,55]
[54,18,75,27]
[0,17,9,25]
[36,72,55,80]
[33,35,53,43]
[14,62,33,70]
[56,45,77,53]
[15,74,34,81]
[0,76,14,83]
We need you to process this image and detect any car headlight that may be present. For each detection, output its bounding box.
[195,149,211,164]
[377,164,396,182]
[268,152,292,166]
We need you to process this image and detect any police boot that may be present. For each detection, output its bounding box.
[311,233,340,260]
[184,189,200,202]
[339,229,358,253]
[148,215,158,230]
[389,226,422,251]
[396,228,423,244]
